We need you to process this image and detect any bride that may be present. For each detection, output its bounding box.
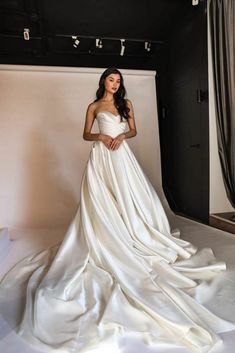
[0,67,234,353]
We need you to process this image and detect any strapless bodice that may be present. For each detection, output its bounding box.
[96,111,127,138]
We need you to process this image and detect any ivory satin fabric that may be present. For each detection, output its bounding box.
[0,111,235,353]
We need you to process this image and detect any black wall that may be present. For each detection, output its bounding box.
[157,1,209,224]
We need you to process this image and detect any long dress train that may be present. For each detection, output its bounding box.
[0,111,234,353]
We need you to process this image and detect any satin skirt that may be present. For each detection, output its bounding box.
[0,139,234,353]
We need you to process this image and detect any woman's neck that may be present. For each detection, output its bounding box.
[101,92,114,102]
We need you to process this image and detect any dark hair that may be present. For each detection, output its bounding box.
[94,67,130,121]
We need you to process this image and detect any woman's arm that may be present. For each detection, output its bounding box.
[83,103,113,149]
[83,103,101,141]
[122,99,137,139]
[110,99,137,150]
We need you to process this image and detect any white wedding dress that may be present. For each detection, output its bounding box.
[0,111,235,353]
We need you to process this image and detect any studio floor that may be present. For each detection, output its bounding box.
[1,205,235,353]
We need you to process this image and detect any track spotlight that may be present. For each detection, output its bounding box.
[145,41,151,52]
[23,28,30,40]
[96,39,103,48]
[72,36,80,48]
[120,39,125,56]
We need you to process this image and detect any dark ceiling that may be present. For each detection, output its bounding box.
[0,0,198,69]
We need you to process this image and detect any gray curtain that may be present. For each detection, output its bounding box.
[209,0,235,207]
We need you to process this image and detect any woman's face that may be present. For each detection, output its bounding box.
[104,73,121,94]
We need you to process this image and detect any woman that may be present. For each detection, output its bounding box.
[0,67,234,353]
[83,67,137,150]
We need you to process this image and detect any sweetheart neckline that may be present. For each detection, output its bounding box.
[96,111,120,118]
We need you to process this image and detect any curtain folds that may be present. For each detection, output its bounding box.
[209,0,235,207]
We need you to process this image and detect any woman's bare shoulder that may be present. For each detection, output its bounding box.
[126,98,133,107]
[86,101,99,113]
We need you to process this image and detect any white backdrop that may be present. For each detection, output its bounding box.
[0,65,168,231]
